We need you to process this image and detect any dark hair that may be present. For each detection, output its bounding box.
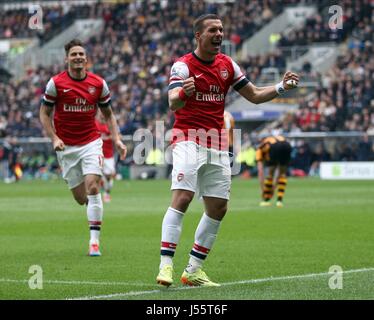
[193,14,221,33]
[64,39,84,55]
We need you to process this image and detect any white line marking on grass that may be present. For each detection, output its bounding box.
[67,289,165,300]
[0,278,156,287]
[67,267,374,300]
[220,267,374,286]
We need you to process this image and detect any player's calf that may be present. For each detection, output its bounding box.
[276,176,287,204]
[262,175,274,201]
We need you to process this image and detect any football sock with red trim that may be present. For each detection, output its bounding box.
[160,207,184,268]
[87,194,103,244]
[186,213,221,273]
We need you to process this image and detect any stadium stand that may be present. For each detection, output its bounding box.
[0,3,98,44]
[277,12,373,133]
[1,0,303,139]
[277,0,372,47]
[0,0,373,181]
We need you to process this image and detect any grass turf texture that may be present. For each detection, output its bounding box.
[0,178,373,300]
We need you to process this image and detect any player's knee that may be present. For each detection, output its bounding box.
[74,195,87,205]
[206,203,227,221]
[87,185,100,195]
[217,203,228,217]
[86,180,100,195]
[175,193,194,212]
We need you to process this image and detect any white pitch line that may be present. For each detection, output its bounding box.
[67,289,164,300]
[68,267,374,300]
[220,267,374,286]
[0,278,156,287]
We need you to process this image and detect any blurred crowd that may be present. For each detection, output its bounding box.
[278,19,374,134]
[1,0,297,140]
[236,133,374,179]
[0,4,96,44]
[278,0,372,47]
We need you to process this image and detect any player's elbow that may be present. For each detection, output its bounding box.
[39,107,48,122]
[250,87,263,104]
[242,87,261,104]
[245,95,261,105]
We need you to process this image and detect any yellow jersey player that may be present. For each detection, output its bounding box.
[256,135,292,207]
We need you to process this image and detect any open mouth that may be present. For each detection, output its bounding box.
[211,40,222,49]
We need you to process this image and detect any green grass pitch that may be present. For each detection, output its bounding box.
[0,178,373,300]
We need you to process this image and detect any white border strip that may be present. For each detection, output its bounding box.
[67,267,374,300]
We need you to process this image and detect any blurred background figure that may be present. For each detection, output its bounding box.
[223,110,235,168]
[256,135,292,207]
[96,111,116,203]
[357,134,372,161]
[235,132,256,179]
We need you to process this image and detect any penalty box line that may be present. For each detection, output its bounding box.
[67,267,374,300]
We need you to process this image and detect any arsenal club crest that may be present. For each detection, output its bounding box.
[88,86,96,95]
[220,69,228,80]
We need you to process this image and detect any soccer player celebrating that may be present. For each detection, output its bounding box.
[39,39,126,256]
[96,111,116,203]
[156,14,299,287]
[256,135,292,207]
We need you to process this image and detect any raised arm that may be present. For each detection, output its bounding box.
[238,71,299,104]
[168,77,195,111]
[168,61,195,111]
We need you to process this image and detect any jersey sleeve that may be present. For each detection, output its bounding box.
[230,58,250,91]
[42,78,57,107]
[99,79,111,107]
[168,61,189,90]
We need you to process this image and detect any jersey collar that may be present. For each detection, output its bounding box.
[192,51,215,65]
[67,70,88,81]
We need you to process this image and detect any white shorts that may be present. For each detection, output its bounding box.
[56,138,103,189]
[103,157,116,176]
[171,141,231,200]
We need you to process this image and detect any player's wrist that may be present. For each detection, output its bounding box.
[178,89,190,101]
[275,81,285,95]
[51,135,60,144]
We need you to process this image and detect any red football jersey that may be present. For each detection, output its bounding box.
[43,71,111,145]
[95,120,114,158]
[168,52,249,150]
